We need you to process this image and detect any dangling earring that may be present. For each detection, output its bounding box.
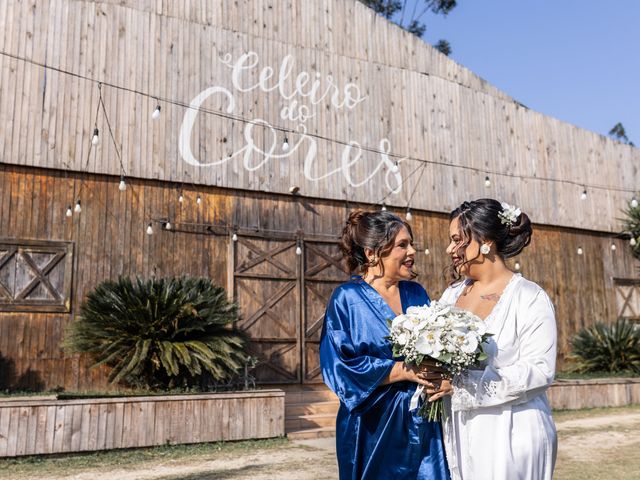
[480,243,491,255]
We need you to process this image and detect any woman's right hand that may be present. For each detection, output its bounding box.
[383,361,447,387]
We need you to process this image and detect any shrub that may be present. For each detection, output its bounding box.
[622,201,640,259]
[64,276,249,390]
[567,318,640,374]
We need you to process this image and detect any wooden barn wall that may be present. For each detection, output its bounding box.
[0,0,637,235]
[0,165,638,391]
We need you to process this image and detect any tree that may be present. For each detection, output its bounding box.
[359,1,458,56]
[608,122,635,147]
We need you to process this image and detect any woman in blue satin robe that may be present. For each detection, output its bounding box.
[320,210,450,480]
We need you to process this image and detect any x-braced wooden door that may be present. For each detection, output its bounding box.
[301,240,351,383]
[232,235,349,384]
[232,235,301,384]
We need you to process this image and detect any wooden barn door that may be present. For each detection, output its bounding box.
[232,235,349,384]
[232,235,301,384]
[301,240,350,383]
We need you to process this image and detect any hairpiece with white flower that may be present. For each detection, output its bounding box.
[498,202,521,227]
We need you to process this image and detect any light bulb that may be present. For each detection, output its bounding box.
[74,200,82,213]
[424,248,430,255]
[146,223,153,235]
[391,162,399,173]
[631,196,639,208]
[405,209,412,221]
[577,247,583,255]
[65,206,73,217]
[514,261,521,271]
[118,178,126,191]
[611,243,616,251]
[232,233,238,242]
[484,176,491,188]
[152,105,161,120]
[381,203,387,211]
[164,221,171,230]
[91,128,99,146]
[295,245,302,255]
[282,137,290,151]
[196,195,201,204]
[631,237,638,247]
[178,193,184,203]
[581,190,587,200]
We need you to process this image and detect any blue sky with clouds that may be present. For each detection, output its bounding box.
[392,1,640,145]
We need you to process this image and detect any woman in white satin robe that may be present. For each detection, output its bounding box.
[438,199,557,480]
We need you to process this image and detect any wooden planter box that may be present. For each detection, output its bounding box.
[548,378,640,409]
[0,389,285,457]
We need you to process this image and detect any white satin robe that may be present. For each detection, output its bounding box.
[440,274,557,480]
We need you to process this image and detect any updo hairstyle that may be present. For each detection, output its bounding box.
[339,210,415,278]
[448,198,532,281]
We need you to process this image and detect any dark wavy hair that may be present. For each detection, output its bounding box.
[447,199,532,283]
[339,210,416,279]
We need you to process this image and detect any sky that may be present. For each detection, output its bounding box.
[392,1,640,144]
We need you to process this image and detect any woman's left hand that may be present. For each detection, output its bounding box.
[426,379,453,402]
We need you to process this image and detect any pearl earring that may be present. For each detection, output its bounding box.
[480,244,491,255]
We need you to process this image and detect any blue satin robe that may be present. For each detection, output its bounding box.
[320,276,450,480]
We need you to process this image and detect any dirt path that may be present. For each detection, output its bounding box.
[10,409,640,480]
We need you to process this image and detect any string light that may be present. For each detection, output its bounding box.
[118,176,126,191]
[65,206,72,217]
[152,104,161,120]
[581,189,588,200]
[178,192,184,203]
[381,203,387,211]
[232,233,238,242]
[146,223,154,235]
[610,243,616,251]
[74,200,82,213]
[196,194,202,205]
[295,243,302,255]
[282,137,290,151]
[484,176,491,188]
[164,221,171,230]
[405,208,412,221]
[289,185,300,194]
[424,247,430,255]
[91,128,100,146]
[577,246,583,255]
[2,49,637,200]
[631,196,639,208]
[631,237,638,247]
[391,162,399,173]
[514,261,521,271]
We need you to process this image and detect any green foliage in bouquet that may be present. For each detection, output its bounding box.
[64,276,249,390]
[622,200,640,259]
[567,318,640,374]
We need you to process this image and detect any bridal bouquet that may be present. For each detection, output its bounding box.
[387,301,491,421]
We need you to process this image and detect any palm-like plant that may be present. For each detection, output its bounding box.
[64,276,249,390]
[567,318,640,374]
[622,200,640,259]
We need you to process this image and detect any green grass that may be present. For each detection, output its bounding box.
[1,405,639,479]
[554,405,640,480]
[555,441,640,480]
[552,403,640,421]
[0,437,289,479]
